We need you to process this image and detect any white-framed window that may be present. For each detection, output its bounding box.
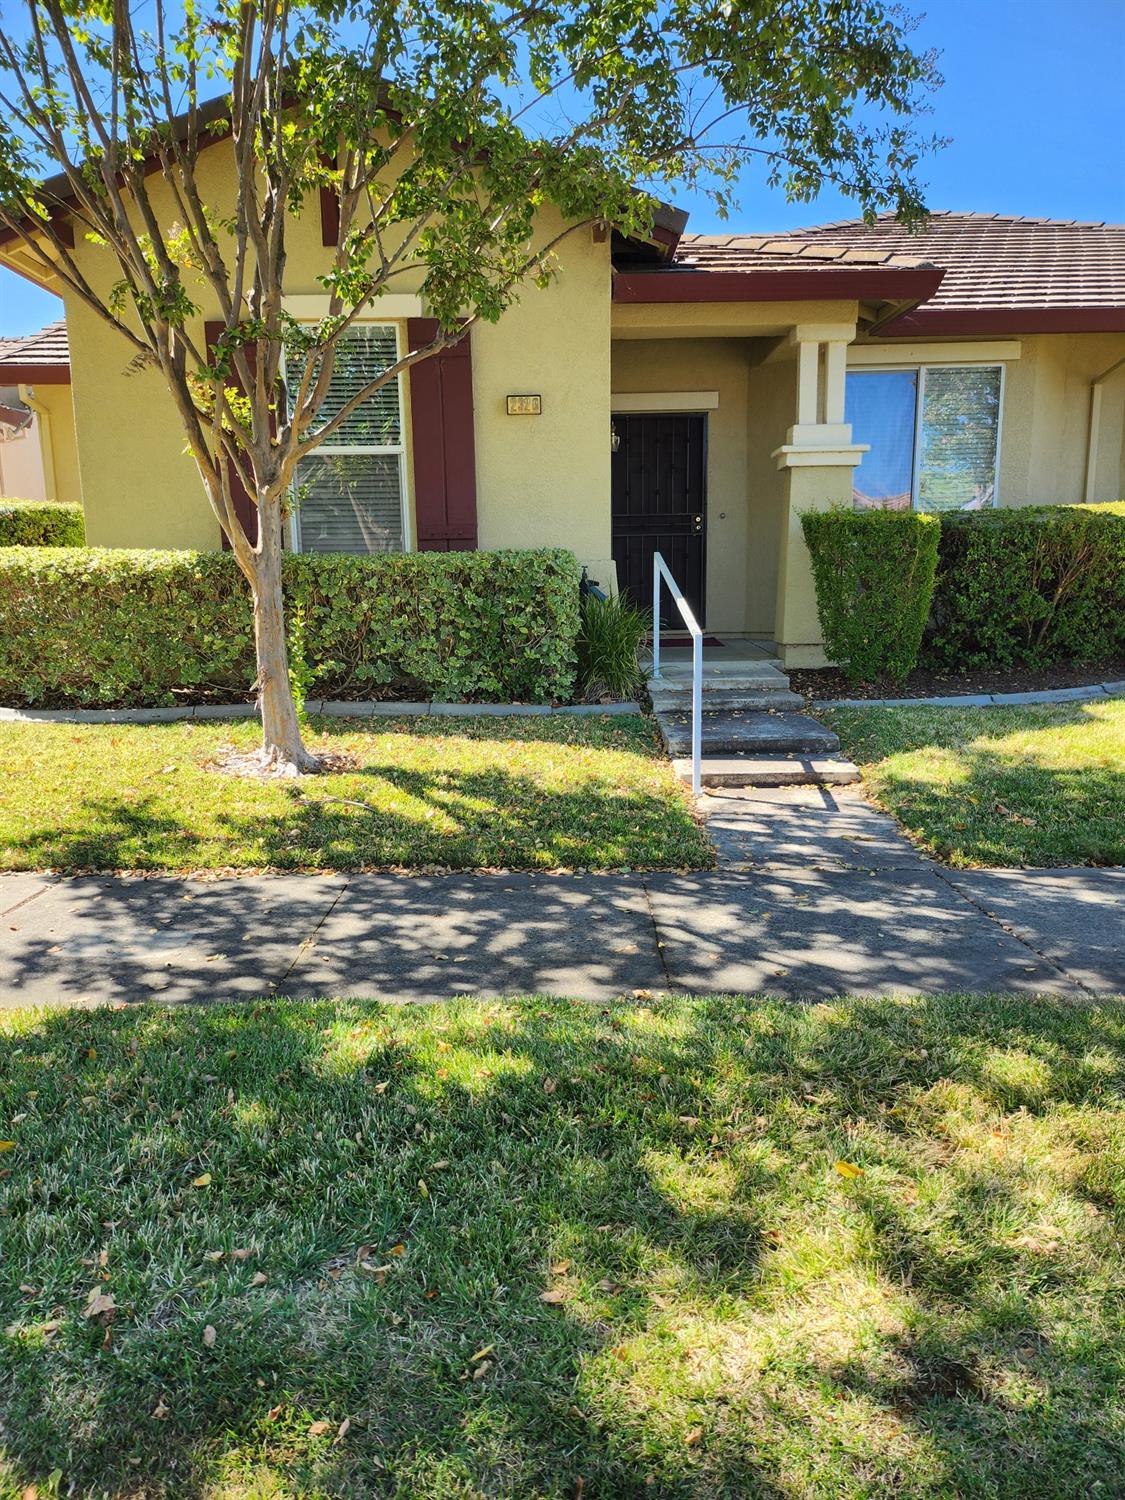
[846,363,1004,512]
[290,322,410,553]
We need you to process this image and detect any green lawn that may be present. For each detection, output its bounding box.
[0,715,713,873]
[2,995,1125,1498]
[824,699,1125,868]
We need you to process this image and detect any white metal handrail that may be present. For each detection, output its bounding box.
[651,551,702,796]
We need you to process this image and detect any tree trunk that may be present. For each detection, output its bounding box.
[249,500,321,775]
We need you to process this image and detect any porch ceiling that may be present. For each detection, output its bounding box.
[610,298,860,340]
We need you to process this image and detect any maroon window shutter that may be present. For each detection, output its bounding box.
[407,318,478,551]
[205,321,260,549]
[319,153,341,247]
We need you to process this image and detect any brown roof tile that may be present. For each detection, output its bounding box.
[700,212,1125,320]
[0,319,70,369]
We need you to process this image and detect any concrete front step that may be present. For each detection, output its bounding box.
[674,754,862,788]
[659,710,840,757]
[648,663,788,685]
[650,688,805,713]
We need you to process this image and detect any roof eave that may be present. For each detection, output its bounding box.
[612,265,946,305]
[0,362,71,384]
[878,305,1125,336]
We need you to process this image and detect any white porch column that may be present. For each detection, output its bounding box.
[771,324,868,669]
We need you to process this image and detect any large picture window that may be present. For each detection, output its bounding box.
[291,324,408,553]
[846,364,1003,512]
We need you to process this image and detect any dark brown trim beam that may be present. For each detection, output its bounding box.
[0,363,71,384]
[612,266,945,304]
[879,306,1125,335]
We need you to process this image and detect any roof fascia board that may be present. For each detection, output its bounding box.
[613,266,945,304]
[0,363,70,383]
[880,307,1125,336]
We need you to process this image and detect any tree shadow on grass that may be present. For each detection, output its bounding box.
[1,713,708,876]
[832,701,1125,868]
[2,995,1125,1497]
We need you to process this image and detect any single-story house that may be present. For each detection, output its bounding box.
[2,168,1123,665]
[0,320,79,507]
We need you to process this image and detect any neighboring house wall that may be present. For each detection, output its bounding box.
[0,406,46,499]
[21,382,82,508]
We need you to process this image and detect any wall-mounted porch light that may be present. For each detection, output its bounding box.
[610,421,621,453]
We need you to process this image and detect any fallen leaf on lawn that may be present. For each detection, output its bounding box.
[82,1288,116,1320]
[21,1484,37,1500]
[685,1428,703,1447]
[550,1259,571,1276]
[191,1172,212,1188]
[204,1250,224,1262]
[202,1325,216,1348]
[543,1077,558,1095]
[469,1344,494,1364]
[337,1417,351,1439]
[372,1081,388,1094]
[432,1159,449,1171]
[266,1404,283,1422]
[472,1360,492,1381]
[0,1141,16,1152]
[834,1160,864,1179]
[19,1283,36,1295]
[418,1179,429,1198]
[539,1288,567,1304]
[388,1243,406,1257]
[152,1397,170,1420]
[230,1248,253,1261]
[249,1271,268,1287]
[1009,1232,1061,1254]
[308,1420,332,1438]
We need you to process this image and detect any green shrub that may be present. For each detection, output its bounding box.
[0,547,580,707]
[0,499,84,545]
[577,590,649,700]
[922,503,1125,670]
[801,508,941,684]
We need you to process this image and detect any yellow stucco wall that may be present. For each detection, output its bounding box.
[51,143,612,563]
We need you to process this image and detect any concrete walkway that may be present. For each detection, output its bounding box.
[2,786,1121,1003]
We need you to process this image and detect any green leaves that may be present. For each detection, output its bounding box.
[801,507,941,685]
[0,546,581,707]
[0,502,85,547]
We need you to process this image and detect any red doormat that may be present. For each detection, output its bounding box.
[650,634,726,647]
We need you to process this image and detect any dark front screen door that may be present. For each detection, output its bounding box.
[611,412,706,626]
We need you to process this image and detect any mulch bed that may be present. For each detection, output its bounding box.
[790,660,1125,702]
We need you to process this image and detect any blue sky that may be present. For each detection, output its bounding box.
[2,0,1123,335]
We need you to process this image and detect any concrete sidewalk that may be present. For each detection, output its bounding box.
[2,788,1121,1002]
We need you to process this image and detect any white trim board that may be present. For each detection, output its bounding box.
[611,390,719,412]
[849,340,1021,366]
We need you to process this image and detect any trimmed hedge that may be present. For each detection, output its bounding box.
[0,499,85,546]
[0,547,581,707]
[922,503,1125,670]
[801,508,941,684]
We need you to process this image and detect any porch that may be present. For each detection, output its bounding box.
[610,308,868,669]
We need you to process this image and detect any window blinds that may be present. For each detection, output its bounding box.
[294,325,405,553]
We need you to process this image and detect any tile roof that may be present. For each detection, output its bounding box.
[0,319,70,369]
[672,234,937,274]
[671,214,1125,331]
